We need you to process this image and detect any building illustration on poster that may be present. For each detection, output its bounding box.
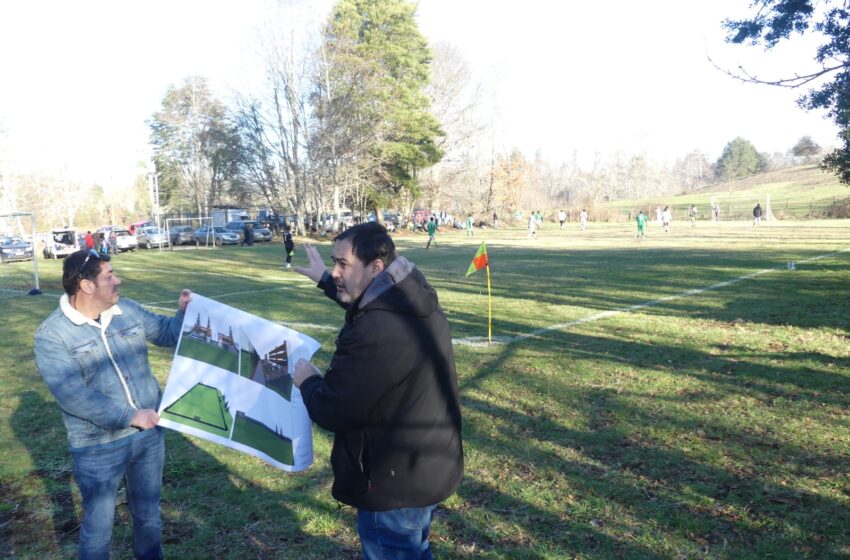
[158,294,320,472]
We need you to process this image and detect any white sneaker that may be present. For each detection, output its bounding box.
[285,263,291,269]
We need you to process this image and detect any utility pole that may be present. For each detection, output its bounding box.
[148,167,160,228]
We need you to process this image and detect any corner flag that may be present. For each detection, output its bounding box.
[465,241,492,345]
[466,242,488,276]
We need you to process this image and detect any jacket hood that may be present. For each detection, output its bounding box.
[356,255,437,318]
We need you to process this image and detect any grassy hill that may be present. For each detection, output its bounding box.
[601,164,850,221]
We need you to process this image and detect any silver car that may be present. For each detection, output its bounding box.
[194,226,240,246]
[136,226,171,249]
[224,220,273,243]
[169,225,196,246]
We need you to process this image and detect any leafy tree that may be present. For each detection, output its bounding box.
[723,1,850,183]
[317,0,443,215]
[715,137,767,180]
[792,135,821,157]
[149,77,241,215]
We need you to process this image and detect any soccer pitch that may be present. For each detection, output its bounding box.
[2,220,849,559]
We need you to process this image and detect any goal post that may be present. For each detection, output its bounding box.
[765,194,777,221]
[0,212,41,296]
[165,217,214,250]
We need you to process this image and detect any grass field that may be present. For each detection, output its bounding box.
[2,219,849,559]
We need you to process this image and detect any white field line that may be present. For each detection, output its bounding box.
[452,247,850,347]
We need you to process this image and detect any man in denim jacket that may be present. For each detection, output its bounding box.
[34,249,191,560]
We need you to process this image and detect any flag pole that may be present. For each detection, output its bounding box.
[485,263,492,345]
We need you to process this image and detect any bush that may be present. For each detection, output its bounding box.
[825,197,850,218]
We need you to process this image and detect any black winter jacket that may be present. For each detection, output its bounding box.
[299,256,463,510]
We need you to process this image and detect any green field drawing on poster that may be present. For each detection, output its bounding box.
[232,411,294,465]
[177,337,238,373]
[162,383,231,437]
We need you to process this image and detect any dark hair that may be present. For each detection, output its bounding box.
[62,249,111,295]
[333,222,396,267]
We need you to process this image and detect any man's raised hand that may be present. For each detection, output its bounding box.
[294,243,328,283]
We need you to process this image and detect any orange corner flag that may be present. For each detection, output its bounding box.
[465,242,488,276]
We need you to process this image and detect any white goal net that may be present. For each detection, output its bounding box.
[165,217,214,250]
[0,212,41,296]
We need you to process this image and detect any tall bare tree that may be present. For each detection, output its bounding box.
[420,42,485,216]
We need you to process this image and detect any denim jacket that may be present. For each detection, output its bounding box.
[34,295,184,449]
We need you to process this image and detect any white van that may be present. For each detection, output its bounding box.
[43,228,79,259]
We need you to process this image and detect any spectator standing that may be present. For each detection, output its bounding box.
[242,223,255,246]
[465,214,474,237]
[493,211,499,228]
[84,231,94,250]
[579,209,588,231]
[101,232,112,255]
[33,249,191,559]
[753,203,763,226]
[558,209,567,230]
[293,224,463,559]
[689,205,698,227]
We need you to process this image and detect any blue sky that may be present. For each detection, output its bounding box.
[0,0,838,188]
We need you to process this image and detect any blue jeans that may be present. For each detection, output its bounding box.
[72,428,164,560]
[357,505,437,560]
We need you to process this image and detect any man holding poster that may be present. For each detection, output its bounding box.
[34,249,191,560]
[293,222,464,559]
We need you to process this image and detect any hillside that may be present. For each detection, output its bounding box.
[601,164,850,221]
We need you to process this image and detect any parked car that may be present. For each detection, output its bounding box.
[366,211,399,231]
[135,226,170,249]
[97,226,138,253]
[194,226,240,246]
[43,228,79,259]
[169,225,196,246]
[0,236,34,263]
[224,220,273,242]
[128,220,154,235]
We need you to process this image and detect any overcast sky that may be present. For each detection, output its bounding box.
[0,0,838,188]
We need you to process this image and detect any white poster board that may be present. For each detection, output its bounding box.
[158,294,320,471]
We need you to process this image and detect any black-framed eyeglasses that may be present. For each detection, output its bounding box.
[76,249,101,278]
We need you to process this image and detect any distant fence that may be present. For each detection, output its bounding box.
[589,195,850,223]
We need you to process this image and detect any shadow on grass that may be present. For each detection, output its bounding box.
[448,323,850,558]
[6,391,79,558]
[8,391,351,559]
